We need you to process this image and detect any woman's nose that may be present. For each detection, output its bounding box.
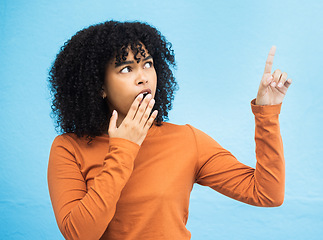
[135,69,148,85]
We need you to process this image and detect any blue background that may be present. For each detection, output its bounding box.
[1,0,322,239]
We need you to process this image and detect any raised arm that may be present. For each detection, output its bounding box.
[195,46,292,207]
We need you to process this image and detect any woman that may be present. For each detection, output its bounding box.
[48,20,292,240]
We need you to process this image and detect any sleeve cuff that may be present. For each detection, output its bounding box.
[107,138,140,169]
[251,98,282,115]
[108,137,140,151]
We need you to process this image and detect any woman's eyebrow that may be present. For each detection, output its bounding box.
[143,55,152,61]
[114,55,153,68]
[115,60,134,68]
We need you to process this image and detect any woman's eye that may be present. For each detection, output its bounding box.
[120,66,131,73]
[144,61,153,69]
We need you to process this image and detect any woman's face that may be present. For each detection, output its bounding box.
[102,46,157,124]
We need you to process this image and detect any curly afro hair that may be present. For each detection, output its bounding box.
[49,20,178,139]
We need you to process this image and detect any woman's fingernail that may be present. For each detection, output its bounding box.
[271,82,277,87]
[278,82,283,87]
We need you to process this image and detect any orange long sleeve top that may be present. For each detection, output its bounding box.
[48,100,285,240]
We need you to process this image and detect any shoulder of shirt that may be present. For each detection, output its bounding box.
[52,132,90,150]
[156,122,194,130]
[54,132,78,142]
[155,122,201,136]
[158,122,219,143]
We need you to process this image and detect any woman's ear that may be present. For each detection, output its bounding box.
[101,88,107,99]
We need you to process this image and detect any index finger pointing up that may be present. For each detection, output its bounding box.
[264,45,276,74]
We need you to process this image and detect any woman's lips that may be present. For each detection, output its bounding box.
[139,88,152,96]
